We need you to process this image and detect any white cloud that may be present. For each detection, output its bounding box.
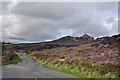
[103,21,113,30]
[103,17,118,34]
[7,0,18,12]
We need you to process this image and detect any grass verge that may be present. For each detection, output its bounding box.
[28,55,117,78]
[2,57,22,66]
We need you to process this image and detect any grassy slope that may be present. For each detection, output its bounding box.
[22,41,119,78]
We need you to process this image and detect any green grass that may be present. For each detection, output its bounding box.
[28,55,117,78]
[38,59,116,78]
[2,57,22,66]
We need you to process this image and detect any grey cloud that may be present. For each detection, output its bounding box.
[3,15,61,42]
[2,2,11,15]
[14,2,76,20]
[94,2,116,11]
[2,2,118,43]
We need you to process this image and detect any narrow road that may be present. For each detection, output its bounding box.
[2,53,76,78]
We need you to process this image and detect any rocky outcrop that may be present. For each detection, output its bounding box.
[80,34,94,41]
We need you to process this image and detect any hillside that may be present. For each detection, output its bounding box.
[4,34,120,78]
[6,34,94,52]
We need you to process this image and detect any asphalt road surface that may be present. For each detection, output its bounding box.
[2,53,76,78]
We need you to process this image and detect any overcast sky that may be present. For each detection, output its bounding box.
[1,1,118,43]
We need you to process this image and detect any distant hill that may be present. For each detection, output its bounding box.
[5,34,120,53]
[49,34,94,43]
